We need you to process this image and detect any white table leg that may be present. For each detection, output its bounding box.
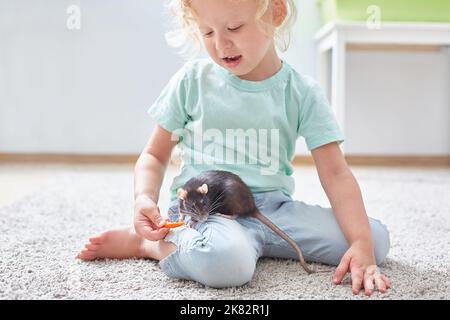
[317,49,331,101]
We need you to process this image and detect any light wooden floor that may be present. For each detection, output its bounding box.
[1,162,449,209]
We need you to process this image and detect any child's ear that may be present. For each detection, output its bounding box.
[272,0,287,27]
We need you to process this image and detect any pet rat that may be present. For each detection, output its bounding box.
[176,170,323,274]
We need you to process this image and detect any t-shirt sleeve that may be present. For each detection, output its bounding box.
[147,67,189,134]
[297,83,345,151]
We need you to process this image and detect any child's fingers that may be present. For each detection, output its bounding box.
[351,269,364,295]
[136,223,168,241]
[363,275,374,296]
[135,225,155,240]
[381,274,391,288]
[151,227,170,240]
[136,215,159,231]
[374,274,387,293]
[333,254,350,284]
[137,204,163,227]
[153,227,170,238]
[147,211,166,228]
[158,219,167,228]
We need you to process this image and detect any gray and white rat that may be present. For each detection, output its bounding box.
[176,170,324,274]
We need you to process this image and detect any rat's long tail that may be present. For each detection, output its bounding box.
[254,211,318,274]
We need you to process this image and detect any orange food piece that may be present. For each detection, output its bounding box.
[163,221,186,228]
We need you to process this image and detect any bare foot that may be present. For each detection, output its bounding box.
[77,226,154,261]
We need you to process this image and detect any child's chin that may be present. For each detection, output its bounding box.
[228,69,244,76]
[226,66,249,77]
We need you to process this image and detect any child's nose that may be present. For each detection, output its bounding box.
[215,34,233,52]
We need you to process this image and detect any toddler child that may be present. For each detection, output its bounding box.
[78,0,391,296]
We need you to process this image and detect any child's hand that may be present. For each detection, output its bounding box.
[333,241,391,296]
[133,194,170,241]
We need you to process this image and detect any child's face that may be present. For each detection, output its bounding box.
[190,0,276,78]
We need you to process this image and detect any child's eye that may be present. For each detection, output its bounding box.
[203,31,214,37]
[228,25,243,32]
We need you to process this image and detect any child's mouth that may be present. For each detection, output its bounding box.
[222,55,242,68]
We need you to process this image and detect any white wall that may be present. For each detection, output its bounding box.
[1,0,449,156]
[345,49,450,155]
[0,0,184,154]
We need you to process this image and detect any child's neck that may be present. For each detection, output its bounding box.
[238,46,282,82]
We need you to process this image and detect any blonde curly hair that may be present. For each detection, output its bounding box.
[165,0,298,59]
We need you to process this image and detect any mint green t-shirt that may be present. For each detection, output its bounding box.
[148,58,345,202]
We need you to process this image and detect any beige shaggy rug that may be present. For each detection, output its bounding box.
[0,164,449,299]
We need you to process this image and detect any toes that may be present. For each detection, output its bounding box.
[78,249,96,261]
[89,235,104,244]
[85,243,100,251]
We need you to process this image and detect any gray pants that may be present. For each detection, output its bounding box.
[160,190,390,288]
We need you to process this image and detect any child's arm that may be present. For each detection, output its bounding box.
[133,124,178,240]
[134,124,177,202]
[311,142,391,295]
[312,142,372,246]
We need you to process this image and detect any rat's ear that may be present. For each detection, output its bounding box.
[197,183,208,195]
[177,188,187,200]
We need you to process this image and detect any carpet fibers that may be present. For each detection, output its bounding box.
[1,165,449,299]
